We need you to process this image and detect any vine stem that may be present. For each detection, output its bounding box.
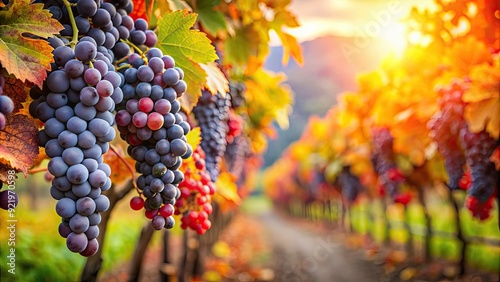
[108,144,141,195]
[62,0,79,49]
[115,63,131,71]
[120,39,149,62]
[28,167,48,174]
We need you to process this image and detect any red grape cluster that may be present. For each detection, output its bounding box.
[428,81,467,190]
[175,146,215,234]
[370,127,405,199]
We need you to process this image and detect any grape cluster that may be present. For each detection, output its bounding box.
[370,127,403,197]
[428,81,467,189]
[192,90,231,182]
[460,129,498,203]
[116,45,191,231]
[465,193,496,220]
[228,81,245,110]
[224,134,250,181]
[0,74,14,130]
[175,146,215,234]
[30,40,121,256]
[337,167,363,202]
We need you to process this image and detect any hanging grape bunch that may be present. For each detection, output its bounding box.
[112,21,191,230]
[193,90,231,182]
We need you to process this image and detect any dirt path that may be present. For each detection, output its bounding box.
[258,211,383,282]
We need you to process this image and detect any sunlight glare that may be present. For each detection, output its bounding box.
[379,23,407,57]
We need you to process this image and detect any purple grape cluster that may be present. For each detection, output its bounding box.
[460,129,498,202]
[428,82,467,189]
[29,40,123,256]
[114,45,191,230]
[370,127,399,197]
[193,90,231,182]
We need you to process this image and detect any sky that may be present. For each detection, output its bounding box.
[272,0,437,55]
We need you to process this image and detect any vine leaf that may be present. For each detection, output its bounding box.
[186,126,201,150]
[200,62,228,96]
[103,144,135,186]
[0,0,63,88]
[0,114,39,182]
[196,0,227,37]
[214,171,241,206]
[156,10,218,112]
[3,76,31,113]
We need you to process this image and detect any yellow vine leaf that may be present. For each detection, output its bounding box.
[463,61,500,139]
[186,126,201,150]
[214,172,241,205]
[200,62,229,96]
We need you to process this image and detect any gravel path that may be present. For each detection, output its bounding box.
[259,211,383,282]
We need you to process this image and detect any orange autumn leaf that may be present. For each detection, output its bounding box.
[103,144,135,185]
[3,76,30,113]
[0,114,39,181]
[0,0,63,87]
[490,146,500,171]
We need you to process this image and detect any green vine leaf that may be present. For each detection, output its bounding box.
[156,10,218,111]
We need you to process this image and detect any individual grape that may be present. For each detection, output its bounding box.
[144,30,158,47]
[94,195,110,212]
[75,41,97,62]
[138,97,154,113]
[76,0,98,17]
[162,68,180,86]
[130,30,146,45]
[67,116,88,134]
[53,46,75,67]
[88,169,107,188]
[92,9,111,28]
[147,112,164,130]
[58,222,72,238]
[80,87,100,106]
[75,102,97,121]
[76,197,96,216]
[89,118,111,137]
[170,139,187,157]
[151,215,165,230]
[135,82,151,98]
[71,181,92,198]
[96,80,114,97]
[130,196,145,210]
[48,157,69,177]
[66,232,88,253]
[78,130,97,149]
[84,225,100,240]
[137,65,154,82]
[69,214,90,233]
[67,164,89,184]
[62,147,84,165]
[47,71,70,93]
[84,68,102,86]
